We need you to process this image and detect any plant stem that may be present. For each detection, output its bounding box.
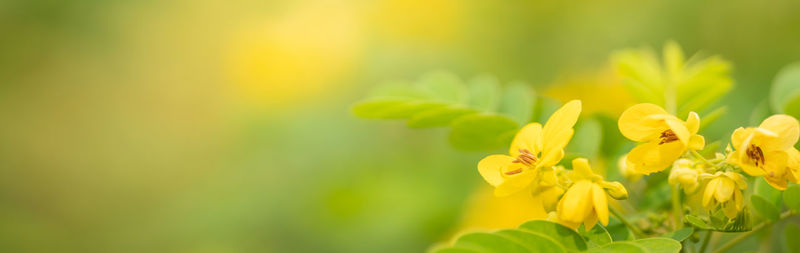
[712,211,794,253]
[671,185,683,230]
[609,206,645,237]
[699,230,713,253]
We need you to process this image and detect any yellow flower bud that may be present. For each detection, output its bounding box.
[600,181,628,200]
[668,159,700,194]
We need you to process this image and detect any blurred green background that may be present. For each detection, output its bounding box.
[2,0,800,252]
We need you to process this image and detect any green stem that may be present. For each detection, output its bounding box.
[671,185,683,230]
[609,206,645,237]
[712,211,793,253]
[699,230,712,253]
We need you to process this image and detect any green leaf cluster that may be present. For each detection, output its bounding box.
[770,62,800,119]
[612,41,732,118]
[433,220,681,253]
[352,71,546,151]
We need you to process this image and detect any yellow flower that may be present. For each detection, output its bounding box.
[668,159,701,194]
[702,171,747,219]
[729,115,800,190]
[618,103,705,174]
[532,166,568,212]
[618,154,642,182]
[556,158,627,230]
[478,100,582,197]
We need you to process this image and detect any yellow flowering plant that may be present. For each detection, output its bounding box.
[354,42,800,253]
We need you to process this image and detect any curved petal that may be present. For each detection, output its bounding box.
[759,114,800,151]
[686,112,700,134]
[618,103,668,142]
[478,155,515,186]
[542,100,581,142]
[626,141,684,174]
[788,148,800,183]
[703,178,720,209]
[688,135,705,151]
[510,123,543,157]
[559,181,592,222]
[539,145,567,168]
[591,183,609,226]
[714,177,735,204]
[571,158,596,180]
[664,117,690,146]
[763,150,789,190]
[730,127,752,151]
[583,212,599,231]
[494,170,537,197]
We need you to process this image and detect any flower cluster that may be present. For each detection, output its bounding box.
[617,103,800,219]
[478,100,628,230]
[478,100,800,231]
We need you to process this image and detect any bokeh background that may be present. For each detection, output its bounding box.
[2,0,800,252]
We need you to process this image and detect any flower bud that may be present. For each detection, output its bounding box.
[668,159,700,193]
[601,181,628,200]
[618,155,642,182]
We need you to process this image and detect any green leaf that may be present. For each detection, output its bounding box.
[432,248,479,253]
[629,238,682,253]
[518,220,588,252]
[783,184,800,212]
[418,71,468,104]
[498,82,534,125]
[467,75,500,112]
[749,101,771,126]
[605,217,635,241]
[685,215,712,230]
[661,227,692,242]
[751,195,780,221]
[452,232,529,253]
[565,117,603,158]
[449,114,519,151]
[698,106,727,131]
[579,225,612,248]
[407,106,477,128]
[754,177,782,207]
[784,223,800,253]
[770,62,800,114]
[587,238,681,253]
[531,96,561,123]
[495,230,566,253]
[353,72,535,151]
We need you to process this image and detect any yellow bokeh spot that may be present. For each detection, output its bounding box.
[225,1,363,107]
[544,68,634,116]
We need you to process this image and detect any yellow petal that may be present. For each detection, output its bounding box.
[537,186,565,213]
[559,181,592,222]
[542,100,582,142]
[601,181,628,200]
[494,169,537,197]
[541,100,581,161]
[730,127,752,151]
[539,148,566,169]
[759,114,800,151]
[685,112,700,134]
[763,150,789,190]
[583,212,599,231]
[687,134,705,151]
[734,188,744,210]
[510,123,543,157]
[714,177,735,204]
[478,155,515,186]
[703,178,720,208]
[572,158,596,179]
[618,103,668,142]
[592,183,609,226]
[788,148,800,183]
[722,201,738,219]
[626,141,684,174]
[540,129,574,167]
[664,117,690,146]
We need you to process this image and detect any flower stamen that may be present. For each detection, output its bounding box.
[746,144,765,167]
[658,130,679,145]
